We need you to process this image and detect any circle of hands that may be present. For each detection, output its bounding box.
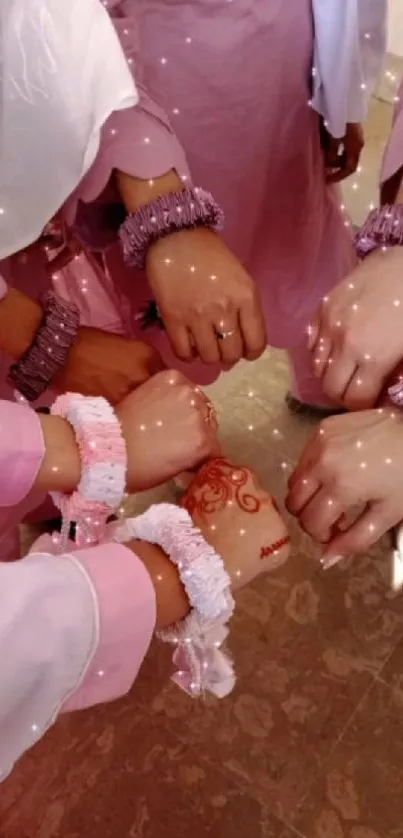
[62,248,403,587]
[131,245,403,580]
[97,245,403,593]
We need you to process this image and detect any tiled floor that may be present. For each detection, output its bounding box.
[4,70,403,838]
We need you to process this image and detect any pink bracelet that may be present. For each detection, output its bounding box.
[355,204,403,260]
[119,187,224,269]
[7,291,80,402]
[113,504,235,699]
[51,394,127,550]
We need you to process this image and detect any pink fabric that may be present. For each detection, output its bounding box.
[67,0,356,394]
[381,80,403,196]
[0,543,156,780]
[0,400,45,507]
[63,542,156,712]
[0,2,367,393]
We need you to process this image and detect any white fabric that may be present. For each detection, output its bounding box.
[0,0,138,259]
[312,0,387,139]
[0,552,98,782]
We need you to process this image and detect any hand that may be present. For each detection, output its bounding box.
[321,121,364,183]
[146,228,266,365]
[116,370,220,492]
[286,410,403,562]
[308,248,403,409]
[53,327,164,405]
[180,458,290,588]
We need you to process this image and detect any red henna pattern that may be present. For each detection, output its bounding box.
[180,457,269,520]
[260,536,290,560]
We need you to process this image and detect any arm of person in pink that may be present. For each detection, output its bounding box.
[0,543,156,782]
[0,397,157,780]
[64,0,190,249]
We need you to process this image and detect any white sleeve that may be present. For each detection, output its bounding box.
[311,0,387,139]
[0,553,97,782]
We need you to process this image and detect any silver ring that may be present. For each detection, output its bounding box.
[215,329,236,340]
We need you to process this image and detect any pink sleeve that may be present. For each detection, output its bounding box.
[64,0,190,249]
[380,80,403,200]
[0,543,156,781]
[0,400,45,507]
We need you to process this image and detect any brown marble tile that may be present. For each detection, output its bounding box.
[137,604,371,821]
[379,632,403,694]
[0,711,285,838]
[125,489,403,823]
[291,681,403,838]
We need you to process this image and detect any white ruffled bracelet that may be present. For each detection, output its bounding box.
[113,503,236,698]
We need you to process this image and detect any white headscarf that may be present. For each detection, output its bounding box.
[0,0,137,259]
[312,0,387,139]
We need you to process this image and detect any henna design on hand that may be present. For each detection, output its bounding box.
[180,457,274,522]
[260,536,290,561]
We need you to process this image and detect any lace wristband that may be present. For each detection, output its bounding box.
[51,394,127,550]
[114,504,235,698]
[119,187,224,269]
[355,204,403,260]
[8,291,80,402]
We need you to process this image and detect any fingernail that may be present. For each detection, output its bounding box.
[320,555,344,571]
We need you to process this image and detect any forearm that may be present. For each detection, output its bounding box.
[0,288,42,359]
[126,539,189,630]
[116,168,185,213]
[35,414,81,494]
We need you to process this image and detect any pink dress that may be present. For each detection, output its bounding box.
[1,0,355,393]
[72,0,356,397]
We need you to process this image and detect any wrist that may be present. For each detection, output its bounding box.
[127,539,190,630]
[36,415,81,494]
[116,169,185,213]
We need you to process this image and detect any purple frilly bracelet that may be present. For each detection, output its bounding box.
[8,291,80,402]
[355,204,403,260]
[119,186,224,269]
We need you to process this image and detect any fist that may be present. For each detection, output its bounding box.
[116,370,220,492]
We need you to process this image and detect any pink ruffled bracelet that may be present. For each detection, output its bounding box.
[114,504,236,699]
[8,291,80,402]
[355,204,403,260]
[119,186,224,269]
[51,394,127,550]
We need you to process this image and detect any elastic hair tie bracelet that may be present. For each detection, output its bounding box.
[113,503,236,699]
[50,393,127,551]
